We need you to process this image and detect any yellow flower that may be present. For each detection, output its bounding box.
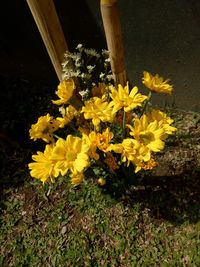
[109,139,151,171]
[82,131,99,160]
[51,135,89,176]
[109,82,147,113]
[146,109,177,136]
[96,128,114,152]
[134,145,152,173]
[81,96,114,128]
[127,114,165,152]
[116,139,151,173]
[70,172,85,185]
[108,143,123,154]
[121,138,151,167]
[120,138,138,165]
[52,79,75,105]
[29,114,59,143]
[56,105,78,128]
[82,128,114,159]
[28,144,59,183]
[142,71,173,94]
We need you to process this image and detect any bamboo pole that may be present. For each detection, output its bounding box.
[26,0,68,81]
[100,0,126,86]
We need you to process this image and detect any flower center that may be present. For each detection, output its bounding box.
[66,151,76,162]
[140,132,155,145]
[42,126,50,134]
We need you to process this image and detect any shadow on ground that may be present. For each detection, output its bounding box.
[103,169,200,225]
[0,75,56,190]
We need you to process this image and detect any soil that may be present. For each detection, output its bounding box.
[152,109,200,177]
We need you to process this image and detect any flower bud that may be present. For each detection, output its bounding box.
[97,178,106,186]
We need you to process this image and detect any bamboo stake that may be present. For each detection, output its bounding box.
[26,0,68,81]
[100,0,126,86]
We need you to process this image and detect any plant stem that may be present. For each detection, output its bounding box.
[122,110,126,137]
[53,134,61,139]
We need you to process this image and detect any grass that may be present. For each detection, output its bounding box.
[1,175,200,266]
[0,75,200,266]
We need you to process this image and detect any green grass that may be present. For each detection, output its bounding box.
[1,173,200,267]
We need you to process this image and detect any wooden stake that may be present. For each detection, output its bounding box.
[100,0,126,86]
[26,0,68,81]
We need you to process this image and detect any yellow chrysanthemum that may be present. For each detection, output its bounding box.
[28,144,59,183]
[146,109,177,136]
[121,138,151,167]
[109,138,151,172]
[82,131,99,160]
[52,79,75,105]
[51,135,89,176]
[109,82,147,113]
[56,105,78,128]
[134,149,153,173]
[82,128,114,159]
[70,172,85,185]
[29,114,59,143]
[81,96,114,128]
[142,71,173,94]
[96,128,114,152]
[127,114,165,152]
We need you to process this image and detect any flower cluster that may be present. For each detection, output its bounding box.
[28,46,176,186]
